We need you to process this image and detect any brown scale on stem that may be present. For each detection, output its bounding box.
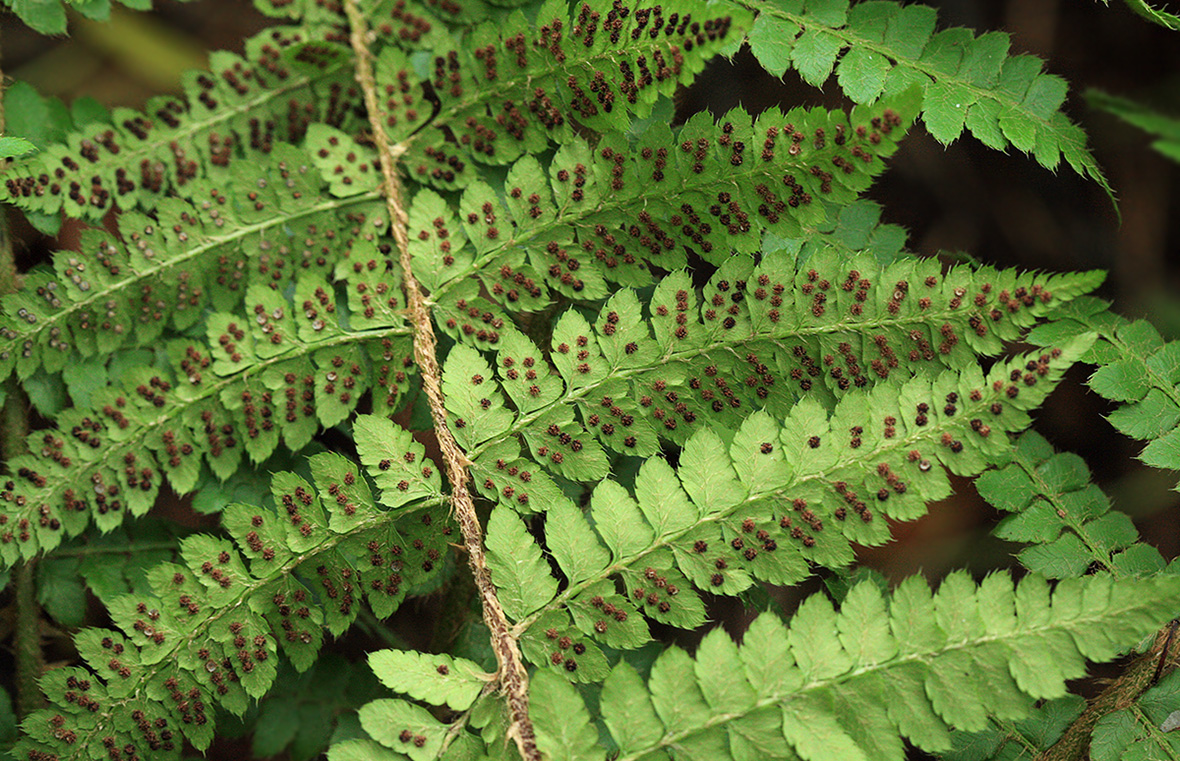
[342,3,539,759]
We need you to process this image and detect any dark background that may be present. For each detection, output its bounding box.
[2,0,1179,674]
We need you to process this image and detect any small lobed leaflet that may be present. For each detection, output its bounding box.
[1026,298,1180,489]
[979,430,1158,578]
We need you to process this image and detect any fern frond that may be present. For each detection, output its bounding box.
[978,430,1162,578]
[338,573,1180,760]
[940,695,1085,761]
[0,146,388,380]
[1098,0,1180,31]
[527,574,1180,761]
[0,279,413,564]
[0,29,363,221]
[1029,302,1180,487]
[37,519,183,627]
[1089,668,1180,760]
[466,339,1093,675]
[13,439,449,761]
[415,96,918,310]
[944,613,1180,761]
[742,0,1111,194]
[403,0,752,182]
[443,256,1101,491]
[1088,90,1180,163]
[367,649,489,710]
[790,198,910,264]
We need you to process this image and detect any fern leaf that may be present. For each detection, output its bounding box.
[528,675,603,761]
[785,198,911,265]
[14,440,449,761]
[978,430,1160,578]
[941,695,1085,761]
[358,699,449,760]
[0,145,388,381]
[1088,90,1180,162]
[529,573,1180,761]
[403,0,754,182]
[1090,670,1180,760]
[417,96,917,308]
[1036,310,1180,487]
[742,0,1112,193]
[479,340,1093,682]
[0,283,414,564]
[446,257,1101,494]
[546,502,612,586]
[0,29,372,221]
[485,508,560,620]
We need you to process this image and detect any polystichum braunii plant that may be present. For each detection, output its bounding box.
[1,0,1179,759]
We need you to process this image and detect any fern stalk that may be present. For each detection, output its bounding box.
[0,34,47,718]
[342,3,540,759]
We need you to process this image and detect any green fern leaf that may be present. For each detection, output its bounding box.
[742,0,1111,193]
[418,96,917,311]
[545,502,611,586]
[0,286,413,562]
[404,0,754,182]
[941,695,1084,761]
[447,260,1100,502]
[359,699,447,760]
[13,445,450,761]
[0,146,388,381]
[1091,670,1180,760]
[530,673,603,761]
[0,28,367,221]
[485,508,559,621]
[475,339,1094,671]
[531,573,1180,761]
[1041,314,1180,487]
[979,430,1163,577]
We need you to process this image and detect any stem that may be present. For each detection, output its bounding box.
[0,30,47,717]
[341,5,540,760]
